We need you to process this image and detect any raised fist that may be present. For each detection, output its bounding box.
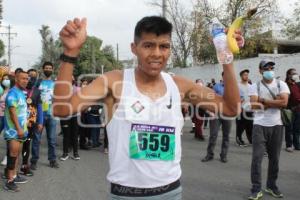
[59,18,87,57]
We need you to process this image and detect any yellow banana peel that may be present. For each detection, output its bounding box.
[227,8,258,54]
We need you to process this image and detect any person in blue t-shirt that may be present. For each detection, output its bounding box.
[4,70,29,192]
[30,62,59,169]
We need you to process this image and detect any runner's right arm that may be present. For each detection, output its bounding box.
[53,18,116,117]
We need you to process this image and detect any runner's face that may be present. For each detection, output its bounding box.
[131,32,171,77]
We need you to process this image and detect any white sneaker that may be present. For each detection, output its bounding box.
[1,156,7,166]
[285,147,294,153]
[104,148,108,154]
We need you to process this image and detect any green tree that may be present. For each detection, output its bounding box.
[0,1,5,61]
[39,25,62,66]
[32,25,62,71]
[0,0,3,24]
[34,25,121,76]
[282,0,300,39]
[192,0,277,63]
[0,39,5,58]
[74,36,121,77]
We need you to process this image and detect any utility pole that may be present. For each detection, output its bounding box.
[0,25,17,66]
[162,0,167,18]
[91,43,96,73]
[116,43,119,63]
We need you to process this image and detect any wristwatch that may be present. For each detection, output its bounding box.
[59,53,78,64]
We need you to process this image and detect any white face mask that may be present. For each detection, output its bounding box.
[291,74,299,82]
[2,79,10,88]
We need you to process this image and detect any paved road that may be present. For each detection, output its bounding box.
[0,122,299,200]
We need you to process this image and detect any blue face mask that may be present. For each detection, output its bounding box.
[263,71,274,80]
[2,79,10,88]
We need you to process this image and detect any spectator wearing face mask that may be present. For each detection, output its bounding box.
[285,68,300,152]
[0,74,11,166]
[30,62,59,170]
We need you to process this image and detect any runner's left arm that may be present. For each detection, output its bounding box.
[174,63,240,117]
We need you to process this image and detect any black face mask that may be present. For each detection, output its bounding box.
[27,77,37,90]
[44,70,52,77]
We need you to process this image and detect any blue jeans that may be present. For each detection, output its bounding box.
[31,114,58,163]
[87,114,100,145]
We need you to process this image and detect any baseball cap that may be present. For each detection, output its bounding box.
[239,69,250,76]
[259,59,275,69]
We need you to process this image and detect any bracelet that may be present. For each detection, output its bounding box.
[59,53,78,64]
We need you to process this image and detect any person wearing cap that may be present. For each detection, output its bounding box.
[236,69,253,147]
[247,60,290,199]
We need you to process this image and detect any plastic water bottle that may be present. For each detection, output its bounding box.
[210,18,233,65]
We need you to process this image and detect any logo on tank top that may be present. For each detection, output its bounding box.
[166,96,172,109]
[131,101,145,114]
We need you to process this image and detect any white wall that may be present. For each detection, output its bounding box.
[168,53,300,83]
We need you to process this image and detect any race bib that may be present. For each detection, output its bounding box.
[129,124,175,161]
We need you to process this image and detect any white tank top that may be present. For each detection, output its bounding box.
[106,68,184,188]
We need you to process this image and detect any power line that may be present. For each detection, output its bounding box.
[0,25,17,66]
[162,0,167,18]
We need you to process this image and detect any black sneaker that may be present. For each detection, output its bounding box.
[195,135,205,141]
[14,174,28,184]
[72,153,80,160]
[220,157,228,163]
[201,155,213,162]
[20,166,34,177]
[80,144,90,150]
[60,153,69,161]
[4,180,19,192]
[92,143,101,148]
[50,160,59,168]
[30,162,37,170]
[265,188,283,198]
[248,191,263,200]
[236,137,247,147]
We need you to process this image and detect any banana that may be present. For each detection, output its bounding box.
[227,8,258,54]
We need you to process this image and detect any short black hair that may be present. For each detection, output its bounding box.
[15,68,23,75]
[42,61,54,69]
[16,69,28,76]
[27,68,37,74]
[134,16,173,43]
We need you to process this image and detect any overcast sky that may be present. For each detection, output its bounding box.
[0,0,296,70]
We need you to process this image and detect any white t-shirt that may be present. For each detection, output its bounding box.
[248,79,290,127]
[239,82,251,111]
